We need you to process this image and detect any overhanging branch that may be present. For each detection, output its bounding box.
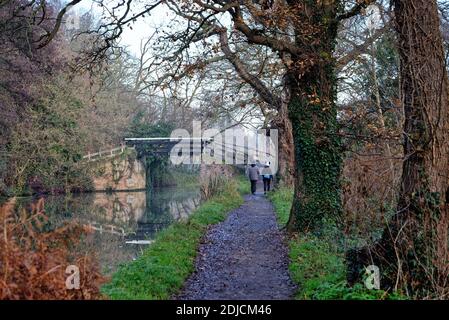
[219,29,282,110]
[37,0,83,49]
[337,0,376,21]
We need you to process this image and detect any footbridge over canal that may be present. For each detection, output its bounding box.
[83,138,212,191]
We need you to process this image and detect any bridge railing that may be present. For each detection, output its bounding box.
[85,221,126,236]
[83,145,135,162]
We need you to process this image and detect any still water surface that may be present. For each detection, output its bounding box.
[14,186,201,274]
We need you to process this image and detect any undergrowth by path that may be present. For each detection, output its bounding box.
[268,187,406,300]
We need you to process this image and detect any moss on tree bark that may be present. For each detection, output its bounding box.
[287,57,342,233]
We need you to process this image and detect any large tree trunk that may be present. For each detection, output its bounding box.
[286,15,343,232]
[347,0,449,297]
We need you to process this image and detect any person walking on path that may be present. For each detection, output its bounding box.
[261,162,273,194]
[248,163,260,195]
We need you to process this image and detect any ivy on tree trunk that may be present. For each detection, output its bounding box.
[286,5,343,233]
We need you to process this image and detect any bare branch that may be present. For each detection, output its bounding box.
[37,0,83,49]
[338,0,376,21]
[219,29,282,109]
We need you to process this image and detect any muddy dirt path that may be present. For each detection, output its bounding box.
[177,189,297,300]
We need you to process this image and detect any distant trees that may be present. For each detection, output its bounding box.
[0,1,148,195]
[0,0,87,195]
[8,79,92,194]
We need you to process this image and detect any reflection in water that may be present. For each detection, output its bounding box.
[14,187,201,274]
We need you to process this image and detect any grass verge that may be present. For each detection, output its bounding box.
[101,177,249,299]
[268,187,405,300]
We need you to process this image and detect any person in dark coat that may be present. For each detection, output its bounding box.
[248,163,260,195]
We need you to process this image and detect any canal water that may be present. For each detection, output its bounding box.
[13,186,201,274]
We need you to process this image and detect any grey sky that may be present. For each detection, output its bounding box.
[72,0,169,56]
